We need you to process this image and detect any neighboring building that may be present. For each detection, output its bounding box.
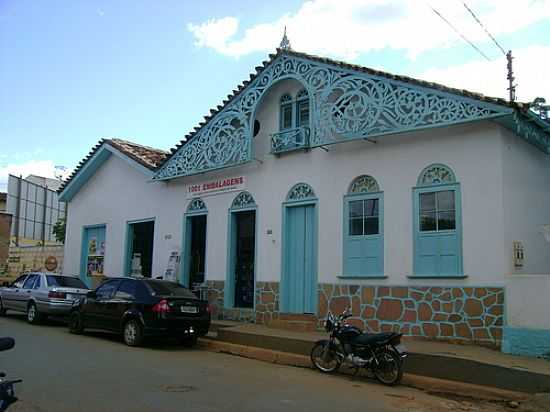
[0,192,6,211]
[6,175,66,246]
[25,175,62,192]
[59,47,550,356]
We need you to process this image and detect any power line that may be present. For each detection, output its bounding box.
[461,1,506,56]
[429,5,491,61]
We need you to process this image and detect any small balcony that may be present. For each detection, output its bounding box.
[270,127,310,154]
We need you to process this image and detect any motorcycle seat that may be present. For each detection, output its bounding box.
[352,332,395,346]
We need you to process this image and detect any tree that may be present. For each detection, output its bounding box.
[52,218,66,244]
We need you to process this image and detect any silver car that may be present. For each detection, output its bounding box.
[0,273,89,324]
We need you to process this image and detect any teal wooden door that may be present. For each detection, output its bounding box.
[284,204,316,314]
[414,186,462,276]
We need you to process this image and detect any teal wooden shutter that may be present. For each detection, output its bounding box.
[343,193,384,277]
[413,185,462,276]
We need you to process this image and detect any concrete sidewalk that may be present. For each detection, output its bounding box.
[206,321,550,394]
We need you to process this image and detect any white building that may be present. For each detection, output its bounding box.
[59,48,550,357]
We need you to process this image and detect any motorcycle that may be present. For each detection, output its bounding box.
[0,338,21,412]
[310,308,407,385]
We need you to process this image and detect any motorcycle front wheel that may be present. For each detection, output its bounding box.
[310,341,342,373]
[373,348,403,386]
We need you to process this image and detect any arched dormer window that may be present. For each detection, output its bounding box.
[296,89,309,127]
[280,93,293,130]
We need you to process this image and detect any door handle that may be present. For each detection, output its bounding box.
[27,290,31,294]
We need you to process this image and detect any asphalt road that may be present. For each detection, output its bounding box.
[0,314,506,412]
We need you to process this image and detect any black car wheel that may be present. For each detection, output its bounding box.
[27,302,42,324]
[69,312,84,334]
[123,319,144,347]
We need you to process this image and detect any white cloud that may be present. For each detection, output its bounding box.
[186,0,550,60]
[418,45,550,102]
[0,160,59,192]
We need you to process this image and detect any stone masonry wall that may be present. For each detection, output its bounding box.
[204,280,504,347]
[7,245,64,277]
[255,281,280,324]
[319,284,504,347]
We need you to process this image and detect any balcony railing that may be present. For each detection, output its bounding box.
[270,127,310,154]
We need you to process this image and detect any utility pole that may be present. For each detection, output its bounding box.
[506,50,516,102]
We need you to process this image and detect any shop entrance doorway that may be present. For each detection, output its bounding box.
[231,211,256,308]
[126,220,155,278]
[184,214,207,290]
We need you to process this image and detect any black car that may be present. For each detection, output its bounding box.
[68,277,210,347]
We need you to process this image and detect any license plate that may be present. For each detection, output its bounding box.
[180,306,198,313]
[66,294,74,300]
[395,344,407,354]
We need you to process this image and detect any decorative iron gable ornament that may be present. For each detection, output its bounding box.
[231,191,256,209]
[154,51,516,181]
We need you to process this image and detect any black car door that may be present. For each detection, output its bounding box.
[85,280,120,330]
[108,280,138,332]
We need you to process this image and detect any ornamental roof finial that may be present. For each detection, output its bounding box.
[279,26,291,50]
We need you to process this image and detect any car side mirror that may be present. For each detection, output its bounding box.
[86,291,97,299]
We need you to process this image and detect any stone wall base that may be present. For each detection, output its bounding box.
[203,280,504,347]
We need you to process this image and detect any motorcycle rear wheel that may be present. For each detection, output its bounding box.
[373,348,403,386]
[310,342,342,373]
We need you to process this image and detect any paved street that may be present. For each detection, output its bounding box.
[0,314,507,412]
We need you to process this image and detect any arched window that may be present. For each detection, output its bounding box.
[187,198,207,213]
[286,182,316,202]
[296,89,309,128]
[343,175,383,277]
[231,191,256,210]
[280,93,293,130]
[413,164,463,277]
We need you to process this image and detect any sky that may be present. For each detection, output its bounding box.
[1,0,549,192]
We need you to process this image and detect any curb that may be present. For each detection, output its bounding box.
[198,338,529,403]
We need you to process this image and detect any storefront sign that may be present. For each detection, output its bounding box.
[187,176,246,198]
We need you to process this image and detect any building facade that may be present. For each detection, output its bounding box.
[59,49,550,356]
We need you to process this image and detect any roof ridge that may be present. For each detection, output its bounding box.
[107,138,169,154]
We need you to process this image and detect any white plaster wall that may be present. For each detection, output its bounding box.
[501,128,550,274]
[65,78,512,291]
[499,127,550,329]
[506,275,550,329]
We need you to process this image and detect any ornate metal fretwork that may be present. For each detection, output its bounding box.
[511,112,550,154]
[154,53,512,181]
[187,198,207,212]
[231,191,256,209]
[417,164,456,186]
[271,127,310,154]
[287,183,316,201]
[281,93,292,104]
[296,88,308,100]
[349,175,380,194]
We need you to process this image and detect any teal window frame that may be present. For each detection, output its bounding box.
[79,224,107,287]
[295,89,309,128]
[342,191,385,278]
[412,183,464,278]
[280,94,293,131]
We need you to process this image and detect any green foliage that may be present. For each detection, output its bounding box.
[52,217,66,244]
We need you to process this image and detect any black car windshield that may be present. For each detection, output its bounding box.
[46,275,87,289]
[145,280,197,298]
